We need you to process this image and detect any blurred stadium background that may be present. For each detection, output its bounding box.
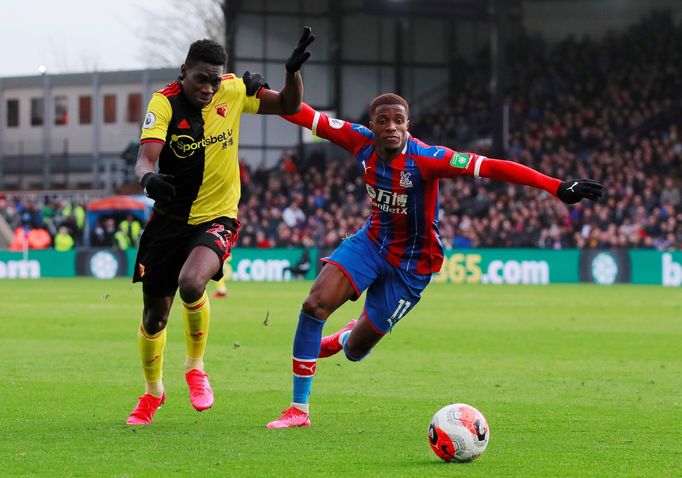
[1,0,681,285]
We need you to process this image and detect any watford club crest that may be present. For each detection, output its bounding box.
[215,102,228,117]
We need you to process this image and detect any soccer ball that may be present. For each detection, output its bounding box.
[428,403,490,462]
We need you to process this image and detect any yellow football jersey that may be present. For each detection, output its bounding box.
[140,74,260,224]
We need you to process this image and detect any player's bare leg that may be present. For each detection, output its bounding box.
[178,246,221,411]
[127,294,173,425]
[178,245,220,303]
[342,313,383,360]
[319,307,385,359]
[319,312,383,358]
[267,264,356,429]
[302,264,358,320]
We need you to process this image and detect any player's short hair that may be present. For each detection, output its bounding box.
[370,93,409,118]
[185,39,227,67]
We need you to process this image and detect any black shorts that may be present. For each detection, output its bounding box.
[133,212,240,297]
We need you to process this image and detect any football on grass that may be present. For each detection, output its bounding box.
[428,403,489,462]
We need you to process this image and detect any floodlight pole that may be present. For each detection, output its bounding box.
[0,78,4,189]
[490,0,508,158]
[42,71,51,189]
[330,0,343,117]
[222,0,238,73]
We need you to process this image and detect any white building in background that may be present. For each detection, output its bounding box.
[0,66,303,193]
[0,69,175,191]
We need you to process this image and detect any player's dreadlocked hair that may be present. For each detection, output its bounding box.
[369,93,409,117]
[185,39,227,67]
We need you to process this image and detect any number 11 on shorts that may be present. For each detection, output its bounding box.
[388,299,412,326]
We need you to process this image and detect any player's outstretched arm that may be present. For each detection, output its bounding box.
[281,102,367,154]
[256,26,315,115]
[281,102,317,131]
[479,158,604,204]
[556,178,604,204]
[424,147,604,204]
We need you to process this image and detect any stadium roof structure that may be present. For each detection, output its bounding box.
[0,68,176,86]
[362,0,518,19]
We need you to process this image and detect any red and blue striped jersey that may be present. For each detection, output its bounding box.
[283,103,560,274]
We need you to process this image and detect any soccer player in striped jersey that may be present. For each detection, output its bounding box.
[126,28,314,425]
[266,93,604,428]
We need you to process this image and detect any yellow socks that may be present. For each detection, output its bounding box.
[136,289,210,396]
[138,322,166,398]
[215,278,227,294]
[183,290,210,372]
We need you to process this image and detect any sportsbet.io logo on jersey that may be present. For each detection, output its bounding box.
[169,132,230,158]
[366,185,408,214]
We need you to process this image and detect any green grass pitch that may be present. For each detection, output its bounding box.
[1,279,680,477]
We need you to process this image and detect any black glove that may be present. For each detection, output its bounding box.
[286,26,315,73]
[141,172,175,202]
[242,71,270,96]
[557,178,604,204]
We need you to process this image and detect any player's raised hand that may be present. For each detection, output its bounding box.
[286,26,315,73]
[557,178,604,204]
[242,71,270,96]
[141,172,175,202]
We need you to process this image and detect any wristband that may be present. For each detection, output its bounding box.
[140,172,154,188]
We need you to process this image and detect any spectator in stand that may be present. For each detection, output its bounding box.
[279,151,298,174]
[282,196,306,229]
[90,220,107,247]
[60,202,85,238]
[256,230,273,248]
[54,226,75,251]
[102,218,117,247]
[114,224,131,250]
[661,178,680,209]
[120,214,142,248]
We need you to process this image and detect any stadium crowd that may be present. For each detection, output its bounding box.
[0,196,142,251]
[238,12,682,251]
[1,12,680,252]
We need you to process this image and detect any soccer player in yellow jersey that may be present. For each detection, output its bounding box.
[126,28,315,425]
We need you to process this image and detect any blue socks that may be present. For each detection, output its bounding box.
[292,311,325,405]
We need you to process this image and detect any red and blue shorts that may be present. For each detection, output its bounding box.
[322,230,431,335]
